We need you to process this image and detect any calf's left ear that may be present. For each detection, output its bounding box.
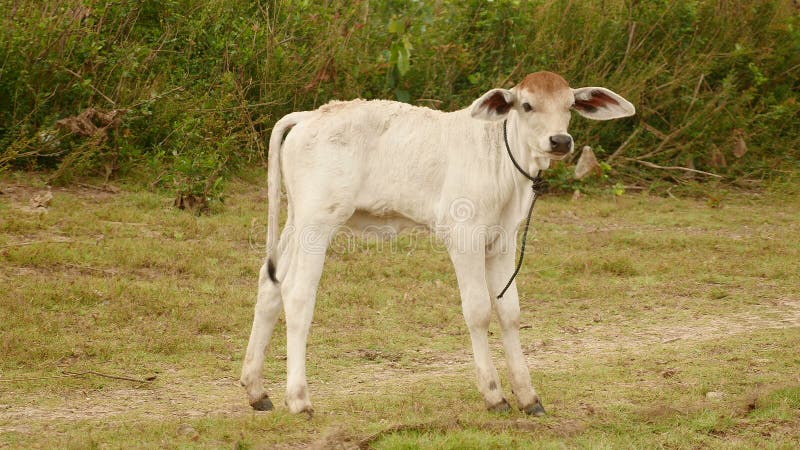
[572,87,635,121]
[470,88,516,121]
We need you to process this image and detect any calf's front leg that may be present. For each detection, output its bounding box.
[448,247,509,411]
[486,248,545,416]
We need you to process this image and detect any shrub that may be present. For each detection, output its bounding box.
[1,0,798,200]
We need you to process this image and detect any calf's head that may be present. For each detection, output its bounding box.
[470,71,635,160]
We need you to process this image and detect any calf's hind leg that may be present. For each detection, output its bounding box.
[240,225,294,410]
[240,262,283,410]
[280,218,341,415]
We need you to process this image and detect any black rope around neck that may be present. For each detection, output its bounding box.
[497,119,544,299]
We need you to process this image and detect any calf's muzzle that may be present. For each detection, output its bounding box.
[549,134,573,155]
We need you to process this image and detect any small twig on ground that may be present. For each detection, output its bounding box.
[0,370,155,383]
[62,370,156,383]
[1,239,73,249]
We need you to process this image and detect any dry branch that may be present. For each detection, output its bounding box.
[625,158,722,178]
[607,127,642,163]
[0,370,156,383]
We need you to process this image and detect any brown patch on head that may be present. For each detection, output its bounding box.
[516,71,570,96]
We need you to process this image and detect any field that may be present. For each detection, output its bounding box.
[1,173,799,449]
[2,0,799,447]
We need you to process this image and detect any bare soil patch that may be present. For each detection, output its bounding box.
[2,299,797,433]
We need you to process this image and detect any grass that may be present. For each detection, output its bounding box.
[1,172,799,448]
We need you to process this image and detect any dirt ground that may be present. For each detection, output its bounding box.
[2,298,798,433]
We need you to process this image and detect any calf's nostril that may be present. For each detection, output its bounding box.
[549,135,573,153]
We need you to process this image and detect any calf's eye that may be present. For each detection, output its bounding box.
[522,103,533,112]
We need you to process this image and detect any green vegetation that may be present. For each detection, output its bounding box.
[1,173,798,447]
[2,0,799,201]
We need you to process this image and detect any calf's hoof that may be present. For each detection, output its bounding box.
[522,399,546,417]
[250,394,274,411]
[487,398,511,413]
[286,403,314,418]
[285,397,314,417]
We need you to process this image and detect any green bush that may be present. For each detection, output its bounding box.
[1,0,798,199]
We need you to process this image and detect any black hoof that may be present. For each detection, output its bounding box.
[250,394,274,411]
[523,400,546,417]
[488,398,511,413]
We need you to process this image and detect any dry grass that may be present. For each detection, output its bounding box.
[1,172,799,448]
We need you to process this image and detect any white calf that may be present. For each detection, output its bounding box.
[240,71,635,415]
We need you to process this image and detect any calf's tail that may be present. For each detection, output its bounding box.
[265,111,313,283]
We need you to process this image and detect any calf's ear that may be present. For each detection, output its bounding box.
[470,88,516,121]
[572,87,635,121]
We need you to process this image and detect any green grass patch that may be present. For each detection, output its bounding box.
[1,174,799,447]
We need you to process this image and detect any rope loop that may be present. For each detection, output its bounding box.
[497,119,544,299]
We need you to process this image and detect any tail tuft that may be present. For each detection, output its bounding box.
[267,258,278,283]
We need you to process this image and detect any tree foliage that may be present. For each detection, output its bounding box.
[1,0,798,199]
